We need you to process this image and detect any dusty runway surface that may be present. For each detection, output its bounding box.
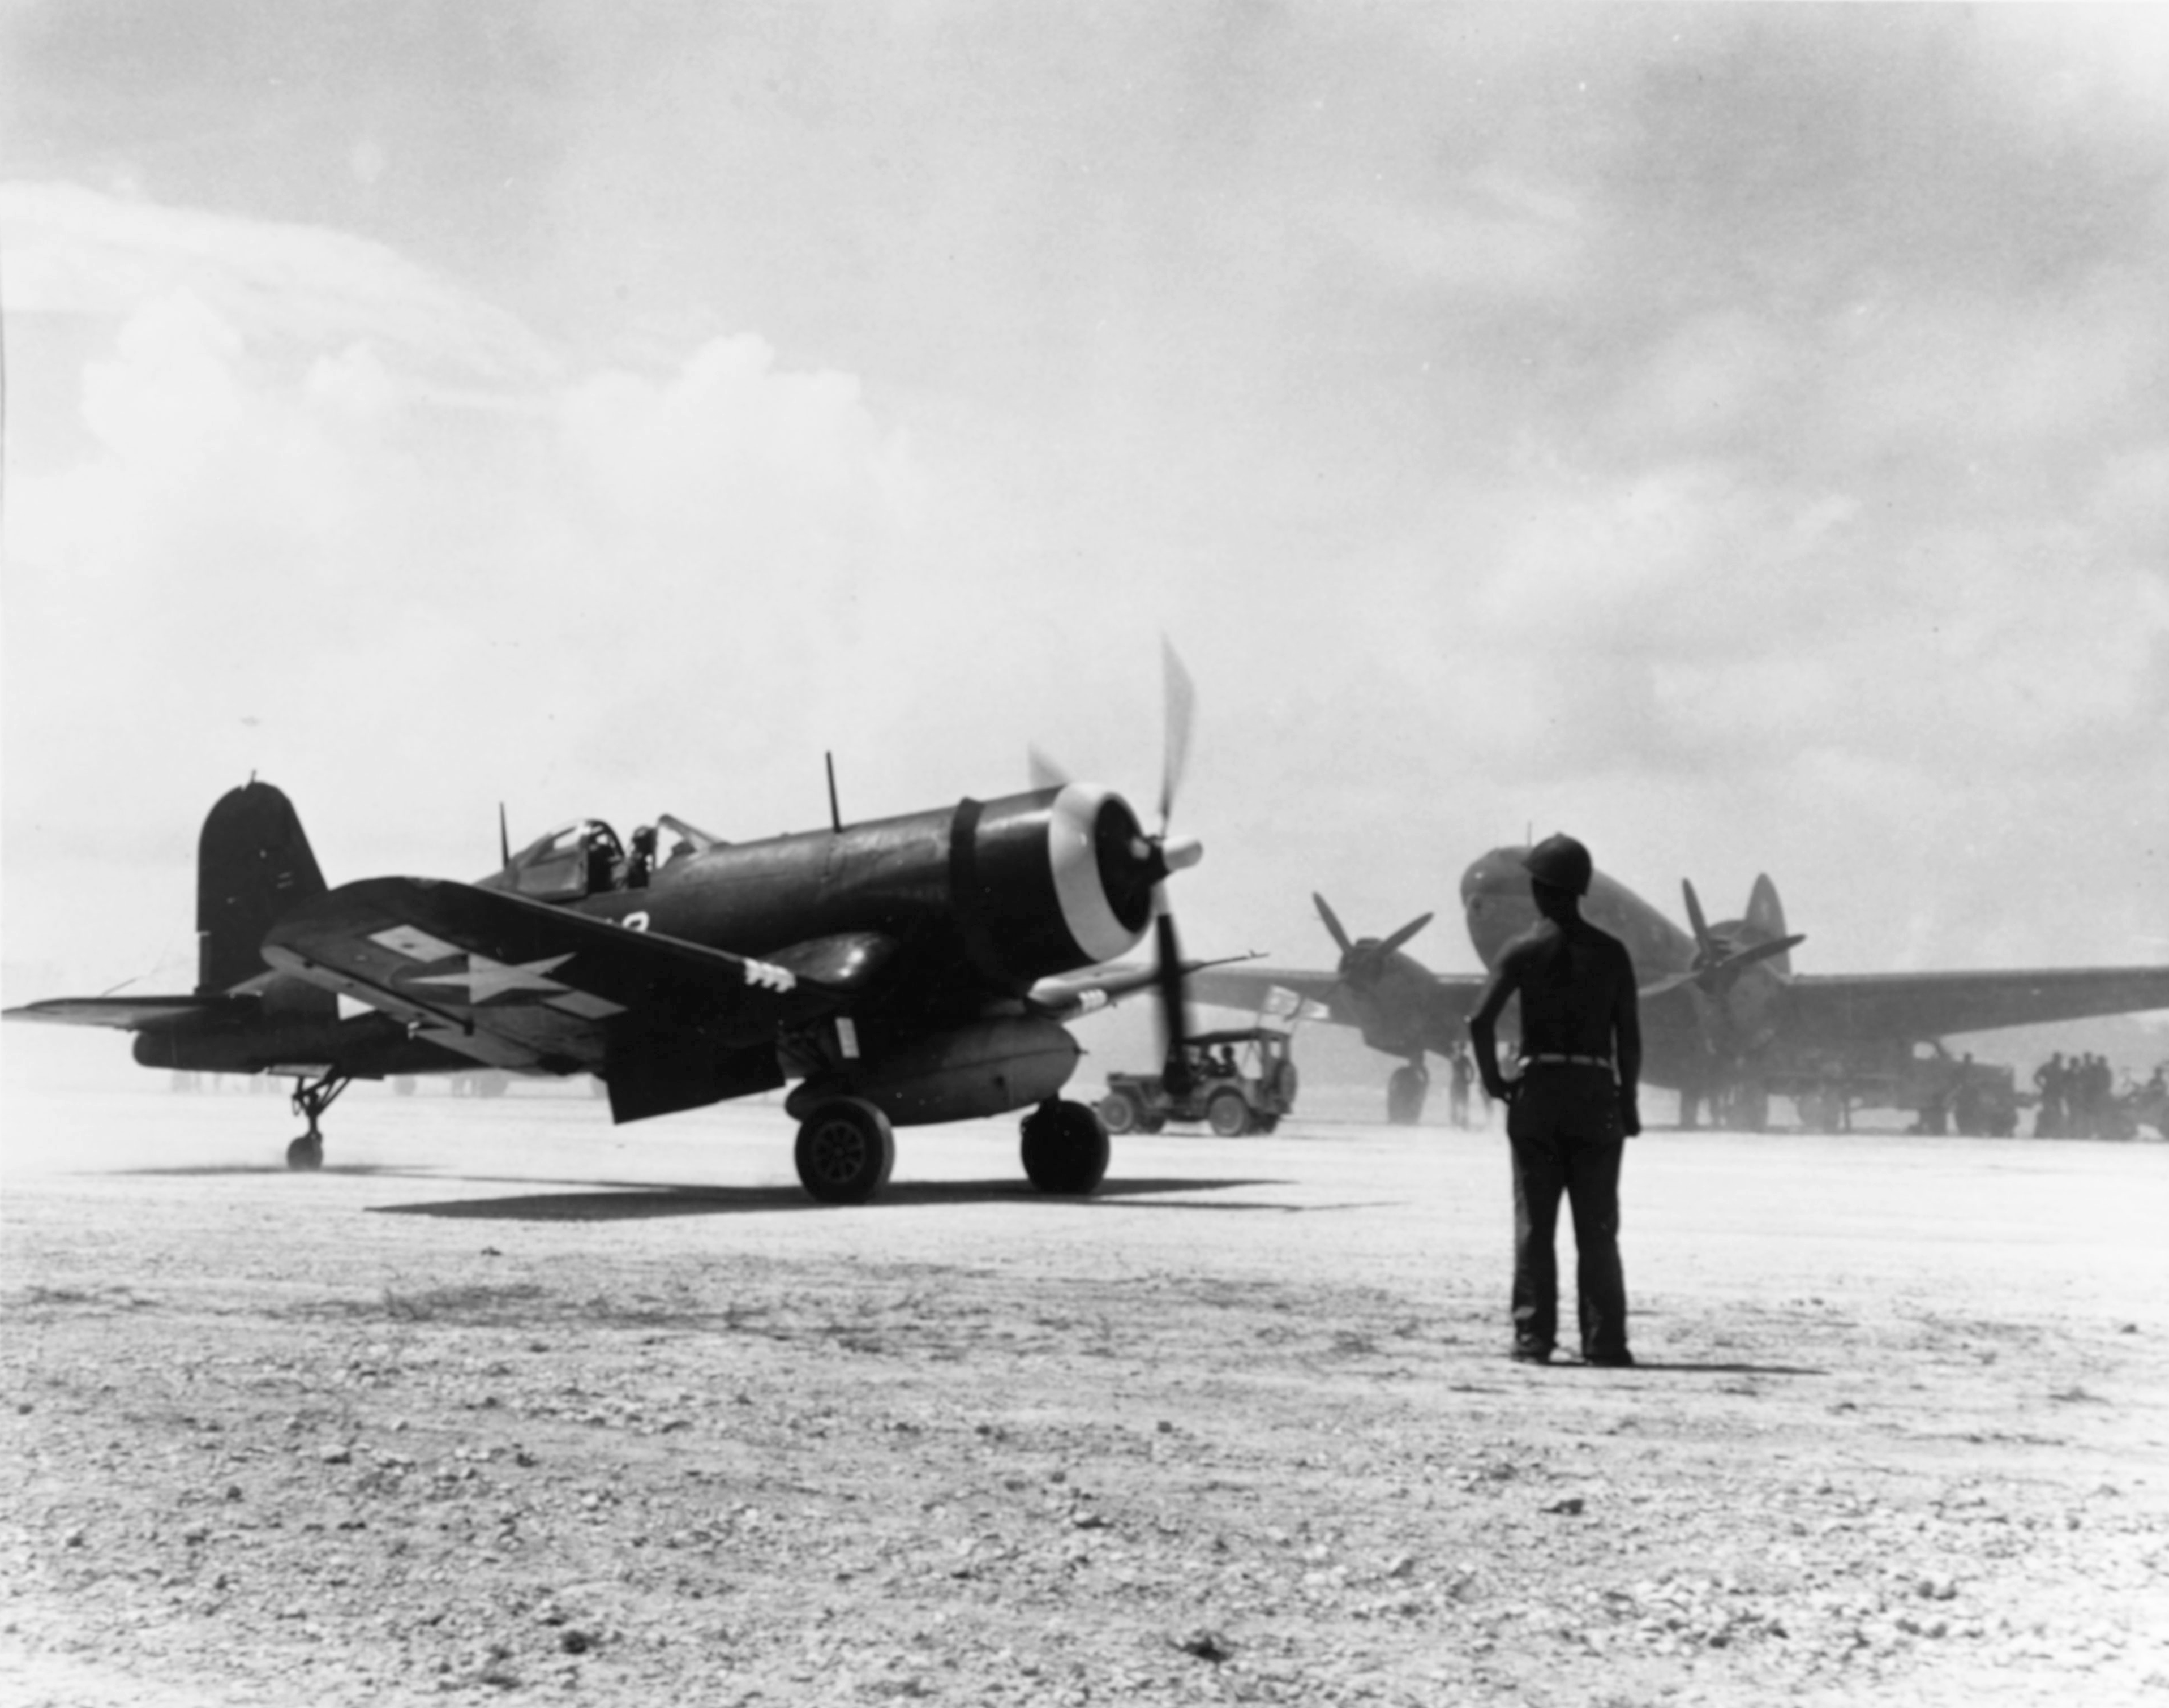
[3,1083,2165,1706]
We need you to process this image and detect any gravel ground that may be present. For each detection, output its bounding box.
[2,1082,2165,1707]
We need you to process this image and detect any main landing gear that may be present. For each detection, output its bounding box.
[1387,1063,1429,1126]
[1020,1098,1110,1196]
[787,1096,1112,1206]
[793,1097,897,1205]
[285,1072,351,1171]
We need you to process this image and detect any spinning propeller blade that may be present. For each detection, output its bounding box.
[1027,746,1071,793]
[1153,643,1199,1096]
[1159,639,1195,835]
[1028,645,1206,1099]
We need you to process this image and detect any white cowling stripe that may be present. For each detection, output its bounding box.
[1047,784,1147,964]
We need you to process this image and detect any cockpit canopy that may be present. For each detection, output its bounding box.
[478,813,723,902]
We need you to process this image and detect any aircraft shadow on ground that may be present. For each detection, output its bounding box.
[368,1175,1284,1222]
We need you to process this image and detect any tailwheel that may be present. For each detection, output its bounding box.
[1021,1099,1110,1196]
[793,1097,896,1204]
[285,1072,350,1171]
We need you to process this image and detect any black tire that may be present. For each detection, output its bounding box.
[1387,1066,1429,1126]
[1139,1117,1167,1135]
[285,1135,323,1172]
[1207,1089,1251,1137]
[1021,1101,1110,1195]
[1269,1058,1301,1107]
[794,1098,896,1204]
[1098,1091,1142,1135]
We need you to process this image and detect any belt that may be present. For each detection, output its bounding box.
[1521,1053,1615,1075]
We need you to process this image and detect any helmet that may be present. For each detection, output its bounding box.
[1523,834,1592,896]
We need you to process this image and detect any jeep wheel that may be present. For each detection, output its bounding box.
[1098,1091,1143,1135]
[1207,1089,1252,1137]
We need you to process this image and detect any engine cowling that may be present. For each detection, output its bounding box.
[948,784,1159,982]
[785,1015,1081,1127]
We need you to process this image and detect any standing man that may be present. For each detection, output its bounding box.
[1448,1043,1474,1129]
[1467,834,1643,1368]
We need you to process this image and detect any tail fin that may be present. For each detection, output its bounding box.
[196,783,329,997]
[1745,874,1791,975]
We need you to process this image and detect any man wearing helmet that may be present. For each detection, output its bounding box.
[1467,833,1643,1368]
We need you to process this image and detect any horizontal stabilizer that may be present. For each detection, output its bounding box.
[4,994,256,1032]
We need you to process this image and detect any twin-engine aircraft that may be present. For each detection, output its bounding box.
[10,692,1210,1203]
[1195,848,2169,1130]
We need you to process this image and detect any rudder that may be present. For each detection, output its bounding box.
[1745,874,1791,976]
[197,783,329,996]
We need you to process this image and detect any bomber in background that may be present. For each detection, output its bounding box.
[1197,852,2169,1132]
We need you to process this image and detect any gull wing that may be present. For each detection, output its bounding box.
[263,876,884,1076]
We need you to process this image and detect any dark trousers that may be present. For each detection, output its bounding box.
[1508,1082,1627,1358]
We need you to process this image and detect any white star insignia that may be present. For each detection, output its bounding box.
[411,953,574,1003]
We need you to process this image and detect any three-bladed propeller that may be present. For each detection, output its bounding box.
[1030,642,1204,1096]
[1314,893,1433,995]
[1641,879,1808,1061]
[1677,878,1805,989]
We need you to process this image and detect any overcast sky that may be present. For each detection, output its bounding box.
[5,3,2167,1012]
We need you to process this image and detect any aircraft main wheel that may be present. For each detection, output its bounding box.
[1207,1089,1252,1137]
[1387,1066,1429,1126]
[794,1098,896,1204]
[1098,1091,1143,1135]
[1021,1101,1110,1195]
[286,1135,324,1172]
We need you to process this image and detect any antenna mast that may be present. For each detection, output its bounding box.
[825,753,843,834]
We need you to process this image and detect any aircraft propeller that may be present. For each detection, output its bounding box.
[1640,879,1808,1087]
[1677,878,1805,989]
[1028,642,1204,1096]
[1314,893,1433,995]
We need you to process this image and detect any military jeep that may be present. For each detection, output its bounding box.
[1097,1028,1300,1137]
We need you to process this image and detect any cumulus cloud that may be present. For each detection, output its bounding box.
[0,181,559,392]
[2,186,933,950]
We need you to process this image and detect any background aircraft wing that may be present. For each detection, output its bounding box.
[1190,964,1489,1044]
[1190,964,1343,1020]
[263,877,881,1075]
[1781,965,2169,1045]
[3,994,258,1031]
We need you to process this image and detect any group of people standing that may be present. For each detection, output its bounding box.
[2033,1050,2158,1138]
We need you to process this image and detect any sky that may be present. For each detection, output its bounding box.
[5,2,2168,1028]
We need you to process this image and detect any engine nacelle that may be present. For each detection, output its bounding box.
[785,1015,1080,1127]
[949,784,1158,980]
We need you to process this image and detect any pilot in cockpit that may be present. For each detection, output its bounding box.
[584,823,623,894]
[627,825,657,890]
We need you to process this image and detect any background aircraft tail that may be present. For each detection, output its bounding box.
[197,782,331,1004]
[1746,874,1792,975]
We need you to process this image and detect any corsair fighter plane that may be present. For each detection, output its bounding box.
[8,659,1214,1203]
